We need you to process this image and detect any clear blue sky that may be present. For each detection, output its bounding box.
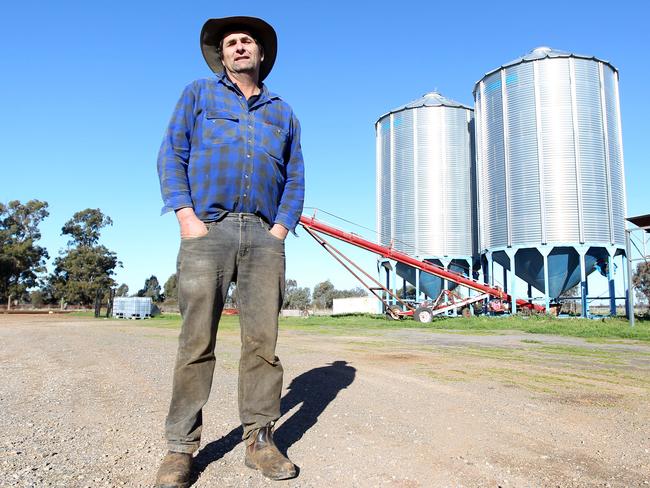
[2,0,648,295]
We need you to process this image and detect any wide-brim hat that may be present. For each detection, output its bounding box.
[200,16,277,82]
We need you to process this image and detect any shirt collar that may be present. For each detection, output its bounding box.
[217,72,278,107]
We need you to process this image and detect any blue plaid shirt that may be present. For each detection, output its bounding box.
[157,74,305,231]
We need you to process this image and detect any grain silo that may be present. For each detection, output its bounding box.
[474,47,627,314]
[376,92,477,299]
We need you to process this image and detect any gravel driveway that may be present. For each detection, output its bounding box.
[1,314,649,487]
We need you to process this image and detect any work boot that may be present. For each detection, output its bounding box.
[245,425,297,480]
[154,451,192,488]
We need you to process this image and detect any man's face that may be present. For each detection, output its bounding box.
[220,31,263,77]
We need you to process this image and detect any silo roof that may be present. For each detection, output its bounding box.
[376,92,473,125]
[473,46,618,94]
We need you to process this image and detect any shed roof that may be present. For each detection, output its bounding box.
[627,214,650,232]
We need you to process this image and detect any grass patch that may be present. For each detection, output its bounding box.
[427,315,650,342]
[537,344,621,359]
[448,345,527,361]
[280,313,650,343]
[74,310,650,343]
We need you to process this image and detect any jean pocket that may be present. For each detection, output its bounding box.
[266,230,285,243]
[258,220,285,243]
[180,222,213,241]
[180,232,209,241]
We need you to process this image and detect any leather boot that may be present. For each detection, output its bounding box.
[245,425,297,480]
[154,451,192,488]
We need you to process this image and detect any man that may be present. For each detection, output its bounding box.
[155,16,304,487]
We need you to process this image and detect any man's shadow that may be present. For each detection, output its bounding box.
[190,360,356,482]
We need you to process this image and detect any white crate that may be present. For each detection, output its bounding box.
[113,297,153,319]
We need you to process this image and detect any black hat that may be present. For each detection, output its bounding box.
[200,16,277,81]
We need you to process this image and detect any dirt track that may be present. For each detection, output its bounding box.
[1,314,649,487]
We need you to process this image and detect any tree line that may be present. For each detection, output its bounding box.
[121,275,365,312]
[1,200,120,308]
[0,199,367,310]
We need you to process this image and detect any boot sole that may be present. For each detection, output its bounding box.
[245,458,297,480]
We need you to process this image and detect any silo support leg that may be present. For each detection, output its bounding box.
[608,253,616,317]
[625,229,635,326]
[580,251,588,318]
[488,252,495,288]
[542,251,550,313]
[511,257,517,315]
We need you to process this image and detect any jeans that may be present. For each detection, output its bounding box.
[165,213,286,453]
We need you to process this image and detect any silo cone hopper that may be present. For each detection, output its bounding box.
[396,260,467,299]
[396,262,442,299]
[493,247,609,299]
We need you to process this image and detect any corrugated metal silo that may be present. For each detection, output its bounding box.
[474,47,627,306]
[376,92,477,298]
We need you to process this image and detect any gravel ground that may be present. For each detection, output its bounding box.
[1,314,649,487]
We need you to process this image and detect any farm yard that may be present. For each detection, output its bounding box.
[1,313,649,487]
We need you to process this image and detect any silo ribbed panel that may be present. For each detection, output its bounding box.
[392,110,416,254]
[376,118,392,246]
[477,72,508,250]
[504,63,541,244]
[603,67,626,245]
[537,59,580,243]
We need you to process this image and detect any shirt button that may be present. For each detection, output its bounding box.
[248,139,253,143]
[244,174,248,178]
[247,154,251,158]
[248,125,253,129]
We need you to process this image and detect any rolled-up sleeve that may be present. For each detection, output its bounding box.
[157,83,197,214]
[274,112,305,232]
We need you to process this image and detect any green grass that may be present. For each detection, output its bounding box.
[72,310,650,342]
[427,315,650,342]
[279,314,650,342]
[537,344,623,358]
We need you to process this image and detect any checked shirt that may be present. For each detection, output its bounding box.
[157,74,305,231]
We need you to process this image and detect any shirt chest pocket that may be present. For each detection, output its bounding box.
[259,122,288,161]
[203,110,240,145]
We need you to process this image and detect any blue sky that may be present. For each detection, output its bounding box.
[1,0,648,296]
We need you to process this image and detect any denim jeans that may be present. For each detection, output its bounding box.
[165,213,286,453]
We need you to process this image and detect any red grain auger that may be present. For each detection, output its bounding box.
[300,213,546,321]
